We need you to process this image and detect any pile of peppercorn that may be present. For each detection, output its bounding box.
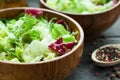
[96,46,120,62]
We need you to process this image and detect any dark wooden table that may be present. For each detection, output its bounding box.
[27,0,120,80]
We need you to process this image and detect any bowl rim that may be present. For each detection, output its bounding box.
[39,0,120,15]
[0,7,84,65]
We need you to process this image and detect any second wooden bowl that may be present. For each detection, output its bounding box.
[39,0,120,41]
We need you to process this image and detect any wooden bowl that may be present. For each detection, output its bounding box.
[39,0,120,41]
[0,7,84,80]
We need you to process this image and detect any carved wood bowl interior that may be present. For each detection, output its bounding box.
[39,0,120,41]
[0,7,84,80]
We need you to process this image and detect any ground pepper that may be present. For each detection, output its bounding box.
[96,46,120,62]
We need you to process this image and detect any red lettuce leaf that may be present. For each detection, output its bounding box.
[48,37,76,56]
[113,0,119,5]
[56,19,65,24]
[25,9,43,17]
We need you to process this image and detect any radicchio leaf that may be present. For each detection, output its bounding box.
[63,42,77,49]
[113,0,118,5]
[56,19,65,24]
[48,37,76,56]
[25,9,43,17]
[55,37,63,44]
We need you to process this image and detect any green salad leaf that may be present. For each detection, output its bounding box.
[0,9,77,63]
[46,0,114,14]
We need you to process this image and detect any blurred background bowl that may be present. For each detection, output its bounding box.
[0,7,84,80]
[39,0,120,41]
[0,0,28,9]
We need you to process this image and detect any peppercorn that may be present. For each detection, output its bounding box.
[115,71,120,78]
[110,74,116,80]
[103,77,109,80]
[95,72,100,76]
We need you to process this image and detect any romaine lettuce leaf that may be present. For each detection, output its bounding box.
[22,37,55,62]
[50,23,69,39]
[0,21,7,38]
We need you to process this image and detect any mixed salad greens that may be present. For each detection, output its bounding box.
[46,0,119,14]
[0,9,77,63]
